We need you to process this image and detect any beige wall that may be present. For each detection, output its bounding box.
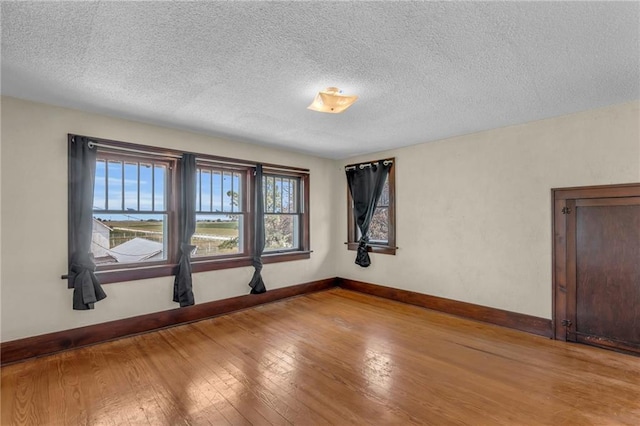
[0,99,3,339]
[2,97,638,342]
[0,96,336,341]
[334,101,640,319]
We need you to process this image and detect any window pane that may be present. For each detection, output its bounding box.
[124,163,138,211]
[154,165,165,211]
[369,207,388,242]
[91,214,166,264]
[281,179,290,213]
[195,169,201,211]
[212,171,222,212]
[278,178,284,211]
[139,163,153,211]
[264,176,274,212]
[225,180,240,213]
[192,214,243,257]
[233,173,242,212]
[263,175,300,214]
[222,171,233,213]
[93,160,106,211]
[377,177,389,207]
[291,179,299,213]
[107,161,123,210]
[265,214,299,251]
[200,170,211,212]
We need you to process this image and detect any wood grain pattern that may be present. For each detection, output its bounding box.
[553,198,568,340]
[553,183,640,353]
[574,202,640,353]
[2,289,639,425]
[566,199,578,341]
[1,278,337,366]
[338,278,553,337]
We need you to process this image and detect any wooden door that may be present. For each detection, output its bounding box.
[553,184,640,355]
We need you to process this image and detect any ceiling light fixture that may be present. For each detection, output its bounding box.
[307,87,358,113]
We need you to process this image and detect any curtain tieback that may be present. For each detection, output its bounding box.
[179,243,196,255]
[252,256,263,271]
[69,253,97,274]
[355,236,371,267]
[357,236,369,249]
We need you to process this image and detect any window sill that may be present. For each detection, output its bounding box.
[192,251,311,272]
[87,251,312,285]
[346,242,396,255]
[94,264,177,286]
[263,250,311,263]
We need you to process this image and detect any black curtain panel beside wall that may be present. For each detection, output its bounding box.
[173,153,196,307]
[248,164,267,294]
[346,161,392,267]
[68,136,107,310]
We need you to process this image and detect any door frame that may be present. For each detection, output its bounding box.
[552,182,640,341]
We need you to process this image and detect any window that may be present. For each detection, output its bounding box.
[263,174,303,252]
[193,165,248,258]
[347,159,396,255]
[72,135,310,284]
[91,152,175,268]
[368,176,390,243]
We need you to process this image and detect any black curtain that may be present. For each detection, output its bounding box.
[68,136,107,310]
[173,153,196,307]
[248,164,267,294]
[346,162,391,267]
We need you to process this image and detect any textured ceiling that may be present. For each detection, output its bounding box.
[2,2,639,159]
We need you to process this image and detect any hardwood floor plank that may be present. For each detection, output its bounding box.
[152,324,275,425]
[193,315,352,425]
[108,338,177,425]
[132,331,234,425]
[3,359,48,425]
[88,340,150,425]
[159,325,283,426]
[232,304,438,423]
[73,346,119,426]
[1,364,20,424]
[2,288,639,425]
[249,294,514,424]
[322,289,640,424]
[226,307,438,424]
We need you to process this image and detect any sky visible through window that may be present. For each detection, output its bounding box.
[195,169,241,216]
[93,160,167,221]
[90,158,304,262]
[93,161,240,221]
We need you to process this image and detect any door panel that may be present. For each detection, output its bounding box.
[553,184,640,353]
[572,198,640,353]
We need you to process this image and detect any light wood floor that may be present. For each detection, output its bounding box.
[2,288,639,425]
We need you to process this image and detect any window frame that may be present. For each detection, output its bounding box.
[191,163,251,260]
[261,171,310,262]
[346,158,396,255]
[91,151,177,270]
[68,134,311,286]
[262,172,305,253]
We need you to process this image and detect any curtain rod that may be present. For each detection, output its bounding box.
[197,157,254,168]
[344,159,393,171]
[87,141,183,159]
[79,137,310,174]
[263,166,310,175]
[197,159,309,174]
